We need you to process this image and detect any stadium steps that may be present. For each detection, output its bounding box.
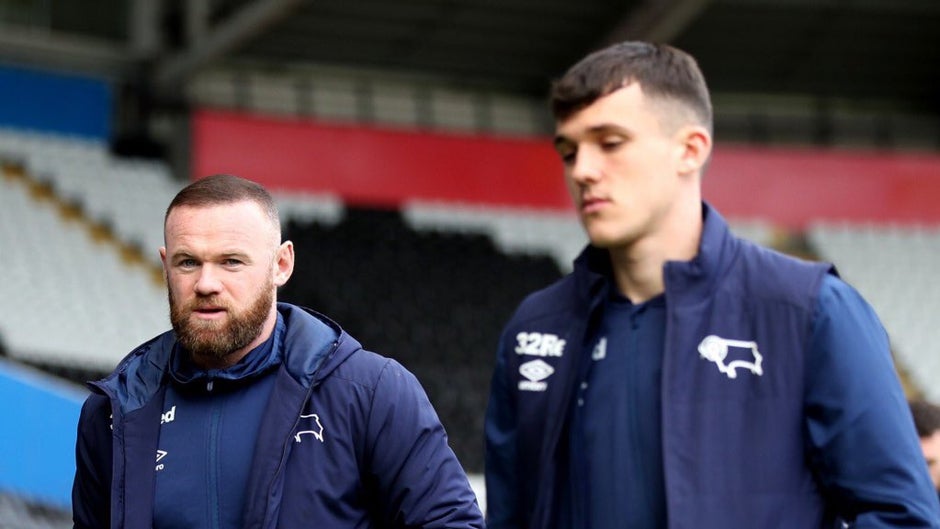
[807,222,940,401]
[1,159,164,287]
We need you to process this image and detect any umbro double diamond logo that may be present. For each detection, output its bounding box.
[155,449,168,471]
[518,359,554,392]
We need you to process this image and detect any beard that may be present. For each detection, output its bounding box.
[168,278,274,364]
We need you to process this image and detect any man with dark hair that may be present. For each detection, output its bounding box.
[484,41,939,528]
[911,400,940,495]
[73,174,484,528]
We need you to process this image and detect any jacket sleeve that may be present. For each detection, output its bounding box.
[364,359,484,529]
[72,393,113,529]
[484,333,521,529]
[804,274,940,527]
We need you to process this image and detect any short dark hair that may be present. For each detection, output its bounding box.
[165,174,280,233]
[550,41,712,132]
[909,400,940,437]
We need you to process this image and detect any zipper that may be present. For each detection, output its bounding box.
[207,394,222,529]
[260,340,340,527]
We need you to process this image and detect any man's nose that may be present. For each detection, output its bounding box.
[569,147,601,185]
[194,266,223,294]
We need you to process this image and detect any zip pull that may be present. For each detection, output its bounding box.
[207,379,214,392]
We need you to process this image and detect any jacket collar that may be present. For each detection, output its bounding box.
[276,302,358,387]
[663,201,736,302]
[167,311,286,390]
[93,302,355,413]
[570,201,737,306]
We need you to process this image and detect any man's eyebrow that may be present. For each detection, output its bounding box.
[585,123,630,135]
[220,251,252,261]
[554,124,631,146]
[168,250,251,261]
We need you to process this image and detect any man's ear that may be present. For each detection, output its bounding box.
[274,240,295,287]
[676,124,712,176]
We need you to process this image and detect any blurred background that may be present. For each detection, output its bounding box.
[1,0,939,526]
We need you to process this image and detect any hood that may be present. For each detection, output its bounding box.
[88,332,175,416]
[277,302,360,387]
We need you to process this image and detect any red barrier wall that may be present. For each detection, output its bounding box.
[705,146,940,228]
[193,109,940,228]
[192,109,569,210]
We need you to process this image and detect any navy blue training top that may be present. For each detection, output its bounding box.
[153,314,285,529]
[569,285,667,529]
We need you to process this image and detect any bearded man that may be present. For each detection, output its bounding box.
[72,174,483,529]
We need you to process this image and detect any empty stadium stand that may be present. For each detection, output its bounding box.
[0,145,348,377]
[4,4,940,524]
[403,200,587,272]
[2,124,939,520]
[0,127,569,474]
[279,206,565,472]
[808,222,940,402]
[0,160,168,375]
[0,126,179,264]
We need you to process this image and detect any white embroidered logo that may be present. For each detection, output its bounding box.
[295,413,324,443]
[518,359,554,392]
[697,335,763,379]
[591,337,607,361]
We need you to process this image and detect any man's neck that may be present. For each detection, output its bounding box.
[607,202,703,304]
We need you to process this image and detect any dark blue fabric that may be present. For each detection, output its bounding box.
[570,292,666,529]
[73,304,484,529]
[804,274,939,526]
[153,314,285,529]
[484,202,940,529]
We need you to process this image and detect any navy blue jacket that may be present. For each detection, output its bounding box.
[73,303,484,529]
[485,204,939,529]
